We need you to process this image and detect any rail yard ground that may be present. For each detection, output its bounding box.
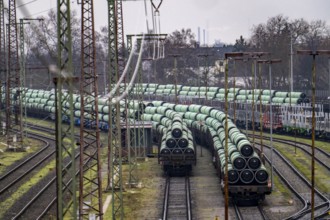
[1,117,329,219]
[112,144,319,219]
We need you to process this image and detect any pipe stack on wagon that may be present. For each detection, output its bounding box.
[129,83,309,105]
[147,101,269,186]
[178,103,269,185]
[2,86,272,200]
[1,87,150,129]
[141,105,196,165]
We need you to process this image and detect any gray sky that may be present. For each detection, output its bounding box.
[17,0,330,45]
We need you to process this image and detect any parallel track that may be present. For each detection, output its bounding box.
[2,125,95,219]
[253,134,330,171]
[0,133,53,203]
[162,176,192,220]
[12,152,83,220]
[256,143,330,219]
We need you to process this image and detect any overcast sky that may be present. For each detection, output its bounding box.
[16,0,330,45]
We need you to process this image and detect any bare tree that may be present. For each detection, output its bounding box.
[165,28,197,48]
[248,14,330,90]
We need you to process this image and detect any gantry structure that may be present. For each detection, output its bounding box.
[126,35,140,188]
[6,0,23,150]
[125,32,166,197]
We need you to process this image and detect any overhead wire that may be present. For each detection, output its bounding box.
[16,0,38,8]
[104,0,148,101]
[111,36,145,103]
[156,9,161,58]
[151,3,156,59]
[14,0,146,104]
[103,37,139,99]
[143,0,150,33]
[27,7,56,17]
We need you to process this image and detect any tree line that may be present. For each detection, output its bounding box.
[233,14,330,90]
[23,11,330,91]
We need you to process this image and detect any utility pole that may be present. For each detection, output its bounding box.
[126,34,138,188]
[0,0,6,136]
[290,33,293,93]
[197,53,212,103]
[168,54,181,104]
[6,0,23,151]
[257,59,282,191]
[297,49,330,219]
[245,52,269,161]
[79,0,103,219]
[19,18,43,137]
[55,0,77,219]
[126,34,166,188]
[224,52,244,220]
[107,0,125,219]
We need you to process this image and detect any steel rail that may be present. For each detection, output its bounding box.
[11,142,92,219]
[252,134,330,169]
[186,176,192,220]
[0,134,49,180]
[162,176,170,220]
[259,143,330,219]
[261,150,308,220]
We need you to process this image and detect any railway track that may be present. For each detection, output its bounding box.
[233,204,267,220]
[1,125,93,219]
[25,123,56,134]
[162,176,192,220]
[252,134,330,170]
[0,133,53,205]
[11,152,83,220]
[0,128,57,219]
[256,143,330,219]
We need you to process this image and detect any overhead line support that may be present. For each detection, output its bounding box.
[107,0,124,219]
[55,0,77,219]
[79,0,103,219]
[6,0,23,150]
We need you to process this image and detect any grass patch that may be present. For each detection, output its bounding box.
[272,174,292,199]
[264,163,293,206]
[274,143,330,193]
[0,137,43,175]
[102,157,162,219]
[257,137,330,194]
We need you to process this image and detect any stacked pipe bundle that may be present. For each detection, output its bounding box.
[148,101,269,185]
[3,88,148,128]
[141,106,195,159]
[4,86,271,200]
[267,91,308,105]
[189,105,268,185]
[132,83,309,105]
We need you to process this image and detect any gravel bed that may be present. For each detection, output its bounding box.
[0,146,54,202]
[236,206,265,220]
[3,170,56,219]
[190,145,235,219]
